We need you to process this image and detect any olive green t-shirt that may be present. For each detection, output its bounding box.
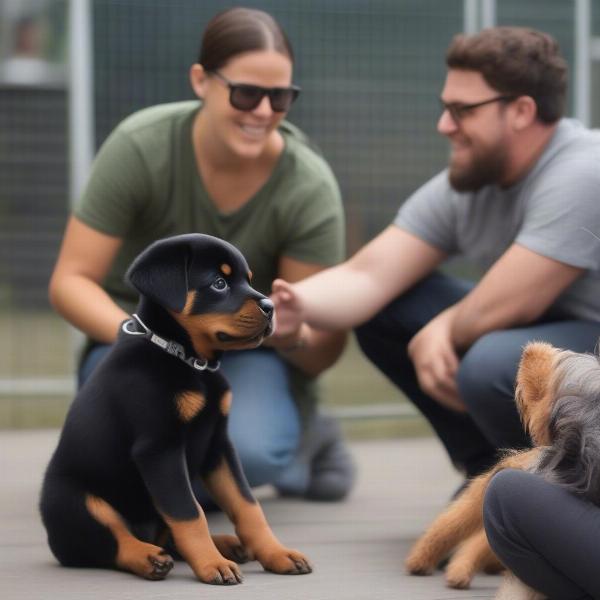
[75,100,345,415]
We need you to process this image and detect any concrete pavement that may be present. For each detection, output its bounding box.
[1,429,501,599]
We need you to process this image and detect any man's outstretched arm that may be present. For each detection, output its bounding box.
[272,225,447,331]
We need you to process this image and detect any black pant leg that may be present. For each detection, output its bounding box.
[355,273,498,477]
[484,469,600,600]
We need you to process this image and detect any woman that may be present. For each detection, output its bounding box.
[49,7,354,501]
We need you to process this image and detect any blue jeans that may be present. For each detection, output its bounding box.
[79,345,303,490]
[484,469,600,599]
[355,272,600,477]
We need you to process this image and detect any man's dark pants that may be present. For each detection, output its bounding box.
[355,272,600,477]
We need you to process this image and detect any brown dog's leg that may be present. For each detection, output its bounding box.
[153,523,250,564]
[405,448,540,577]
[161,502,243,584]
[85,495,174,580]
[445,529,501,589]
[204,458,312,575]
[405,470,494,575]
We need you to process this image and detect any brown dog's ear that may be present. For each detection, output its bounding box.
[516,341,559,445]
[125,237,191,312]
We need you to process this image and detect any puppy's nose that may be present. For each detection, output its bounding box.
[259,298,274,319]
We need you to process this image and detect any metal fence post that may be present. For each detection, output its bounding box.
[69,0,94,202]
[464,0,496,33]
[575,0,591,126]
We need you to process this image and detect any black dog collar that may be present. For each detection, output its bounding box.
[122,314,221,372]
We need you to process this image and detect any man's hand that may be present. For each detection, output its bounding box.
[407,308,466,412]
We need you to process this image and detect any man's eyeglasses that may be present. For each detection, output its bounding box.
[210,71,301,112]
[440,95,516,124]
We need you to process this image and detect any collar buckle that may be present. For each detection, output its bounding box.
[191,357,221,372]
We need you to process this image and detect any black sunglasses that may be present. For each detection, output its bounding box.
[440,95,516,124]
[210,71,301,112]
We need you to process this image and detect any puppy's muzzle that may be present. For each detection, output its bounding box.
[259,298,275,336]
[215,297,274,344]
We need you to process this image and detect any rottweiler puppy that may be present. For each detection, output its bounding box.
[40,233,312,584]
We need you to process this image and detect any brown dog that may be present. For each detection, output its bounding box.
[405,341,600,598]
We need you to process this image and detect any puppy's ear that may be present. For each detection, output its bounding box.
[125,237,191,312]
[516,342,557,403]
[516,341,559,445]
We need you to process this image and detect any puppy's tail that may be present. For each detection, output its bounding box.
[537,393,600,504]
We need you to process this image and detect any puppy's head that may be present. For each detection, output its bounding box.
[126,234,273,357]
[516,341,600,446]
[525,342,600,501]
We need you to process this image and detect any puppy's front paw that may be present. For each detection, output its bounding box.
[405,546,437,576]
[445,560,474,589]
[258,546,312,575]
[195,556,244,585]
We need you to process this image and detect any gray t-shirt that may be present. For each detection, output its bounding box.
[395,119,600,322]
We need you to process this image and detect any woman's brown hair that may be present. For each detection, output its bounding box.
[198,7,294,71]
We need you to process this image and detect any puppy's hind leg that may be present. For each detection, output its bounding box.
[40,475,173,580]
[85,495,174,580]
[41,476,116,569]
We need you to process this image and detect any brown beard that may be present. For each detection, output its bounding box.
[448,143,508,192]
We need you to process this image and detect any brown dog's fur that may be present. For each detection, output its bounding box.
[405,341,564,596]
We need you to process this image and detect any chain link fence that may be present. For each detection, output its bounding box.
[0,0,596,429]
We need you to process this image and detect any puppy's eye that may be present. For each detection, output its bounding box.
[211,277,228,292]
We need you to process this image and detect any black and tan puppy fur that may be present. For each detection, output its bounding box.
[40,233,311,585]
[405,341,600,599]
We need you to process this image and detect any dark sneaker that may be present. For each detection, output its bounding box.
[276,413,356,501]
